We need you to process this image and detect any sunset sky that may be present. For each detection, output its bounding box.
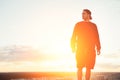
[0,0,120,72]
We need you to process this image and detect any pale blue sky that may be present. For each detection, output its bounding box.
[0,0,120,51]
[0,0,120,72]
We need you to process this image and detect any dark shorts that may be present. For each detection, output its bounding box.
[76,49,96,69]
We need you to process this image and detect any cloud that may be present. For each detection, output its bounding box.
[0,45,73,72]
[0,45,69,63]
[96,50,120,71]
[96,62,120,72]
[0,45,54,62]
[97,62,120,69]
[103,51,120,59]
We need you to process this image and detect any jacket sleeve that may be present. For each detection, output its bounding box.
[71,24,77,52]
[94,25,101,51]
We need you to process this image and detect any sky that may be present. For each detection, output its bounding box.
[0,0,120,72]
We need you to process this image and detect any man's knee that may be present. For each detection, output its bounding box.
[78,67,83,71]
[86,67,91,70]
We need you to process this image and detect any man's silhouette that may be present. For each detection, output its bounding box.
[71,9,101,80]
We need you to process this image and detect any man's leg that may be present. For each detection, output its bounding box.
[85,67,91,80]
[77,68,82,80]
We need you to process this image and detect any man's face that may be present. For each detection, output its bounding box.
[82,11,89,20]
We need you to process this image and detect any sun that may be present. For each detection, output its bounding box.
[38,37,77,72]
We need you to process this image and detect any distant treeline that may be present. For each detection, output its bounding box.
[0,72,76,80]
[0,72,119,80]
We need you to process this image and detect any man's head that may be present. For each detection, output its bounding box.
[82,9,92,21]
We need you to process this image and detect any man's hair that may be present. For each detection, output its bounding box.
[83,9,92,20]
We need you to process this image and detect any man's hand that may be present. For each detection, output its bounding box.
[97,50,100,55]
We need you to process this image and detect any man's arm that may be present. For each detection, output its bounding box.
[71,24,77,53]
[94,25,101,55]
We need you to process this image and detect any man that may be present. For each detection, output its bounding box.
[71,9,101,80]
